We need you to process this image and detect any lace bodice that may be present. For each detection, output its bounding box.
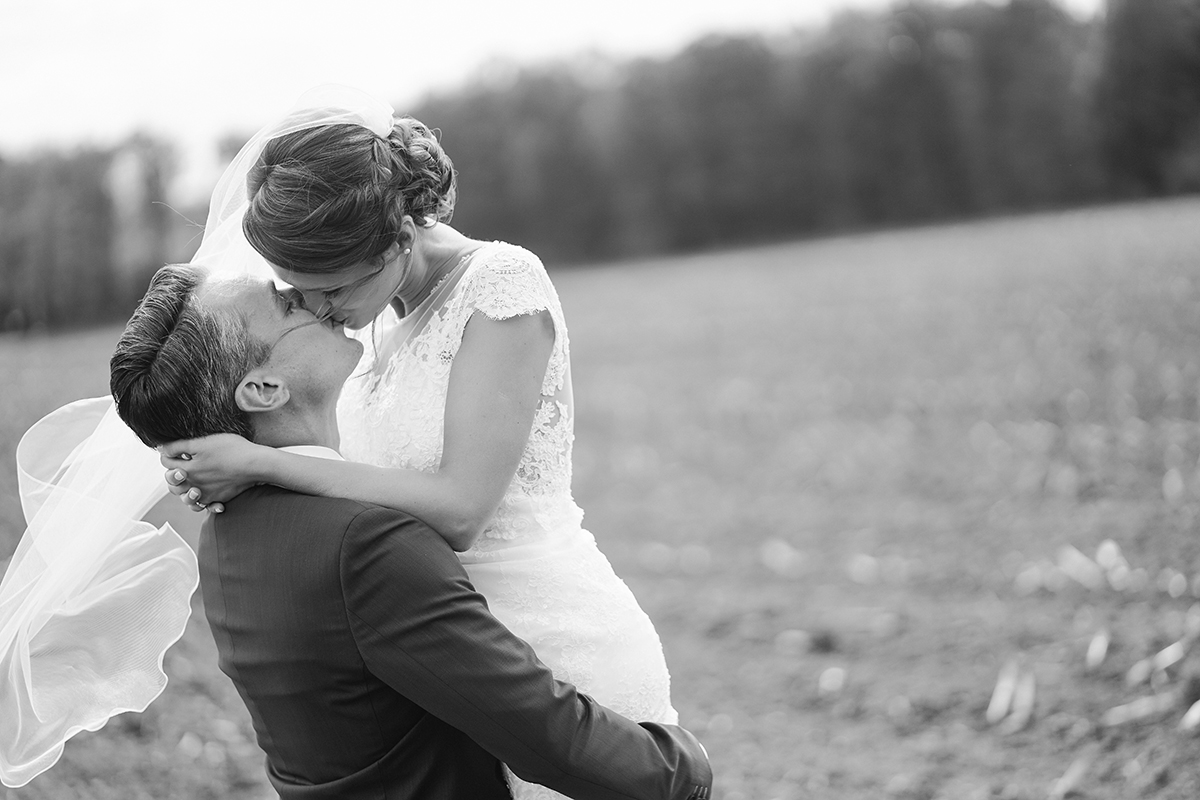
[338,242,582,553]
[339,243,678,800]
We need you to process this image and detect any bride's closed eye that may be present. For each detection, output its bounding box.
[280,287,307,315]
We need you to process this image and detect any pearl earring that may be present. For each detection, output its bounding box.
[403,248,412,255]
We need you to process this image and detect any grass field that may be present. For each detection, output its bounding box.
[4,197,1200,799]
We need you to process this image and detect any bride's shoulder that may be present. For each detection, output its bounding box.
[468,241,548,278]
[459,242,558,320]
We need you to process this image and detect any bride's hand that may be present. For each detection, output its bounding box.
[160,434,264,513]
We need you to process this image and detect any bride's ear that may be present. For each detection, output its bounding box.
[380,240,404,267]
[235,371,290,414]
[395,212,420,250]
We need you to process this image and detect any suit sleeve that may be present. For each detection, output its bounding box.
[339,507,712,800]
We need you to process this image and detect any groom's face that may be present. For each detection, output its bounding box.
[197,274,364,402]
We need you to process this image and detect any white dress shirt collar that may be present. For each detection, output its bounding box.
[279,444,345,461]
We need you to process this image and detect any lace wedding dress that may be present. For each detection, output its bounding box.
[338,242,677,799]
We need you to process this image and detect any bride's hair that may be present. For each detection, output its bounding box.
[242,118,456,275]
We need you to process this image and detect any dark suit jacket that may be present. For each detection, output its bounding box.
[199,485,712,800]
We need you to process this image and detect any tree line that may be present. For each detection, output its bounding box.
[422,0,1200,261]
[2,0,1199,331]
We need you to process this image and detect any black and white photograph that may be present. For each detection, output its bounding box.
[4,0,1200,798]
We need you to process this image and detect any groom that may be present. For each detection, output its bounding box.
[110,265,712,800]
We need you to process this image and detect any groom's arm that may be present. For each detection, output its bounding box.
[339,506,712,800]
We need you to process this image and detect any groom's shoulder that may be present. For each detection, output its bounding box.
[228,483,369,515]
[222,485,431,542]
[237,489,460,583]
[202,488,449,586]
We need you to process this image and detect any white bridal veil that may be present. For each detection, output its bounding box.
[0,85,396,787]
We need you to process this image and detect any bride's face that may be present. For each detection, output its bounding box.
[274,245,405,330]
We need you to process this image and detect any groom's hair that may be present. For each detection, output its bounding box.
[110,265,271,447]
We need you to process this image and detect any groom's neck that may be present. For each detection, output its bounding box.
[251,406,340,452]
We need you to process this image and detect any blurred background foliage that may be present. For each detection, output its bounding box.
[2,0,1199,331]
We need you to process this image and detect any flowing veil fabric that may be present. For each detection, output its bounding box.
[0,400,192,786]
[0,85,396,787]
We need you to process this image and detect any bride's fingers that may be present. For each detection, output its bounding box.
[161,457,191,471]
[181,493,206,512]
[165,470,191,498]
[161,459,223,513]
[160,440,198,460]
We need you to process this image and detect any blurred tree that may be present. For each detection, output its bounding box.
[108,134,175,306]
[0,136,173,332]
[633,35,781,248]
[217,132,252,164]
[936,0,1105,208]
[0,150,114,331]
[799,8,971,227]
[420,62,619,262]
[1098,0,1200,194]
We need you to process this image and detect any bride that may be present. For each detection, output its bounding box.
[161,86,677,799]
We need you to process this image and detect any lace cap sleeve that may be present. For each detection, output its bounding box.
[461,244,553,321]
[451,242,570,396]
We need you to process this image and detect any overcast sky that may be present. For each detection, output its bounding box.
[2,0,1101,194]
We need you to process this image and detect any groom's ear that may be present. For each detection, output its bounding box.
[235,369,290,414]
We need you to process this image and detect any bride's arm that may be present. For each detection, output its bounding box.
[163,309,555,552]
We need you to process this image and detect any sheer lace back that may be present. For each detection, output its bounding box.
[338,242,582,549]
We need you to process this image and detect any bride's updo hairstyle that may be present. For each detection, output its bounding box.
[242,117,456,275]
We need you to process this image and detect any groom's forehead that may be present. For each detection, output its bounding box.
[195,275,279,326]
[195,274,267,305]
